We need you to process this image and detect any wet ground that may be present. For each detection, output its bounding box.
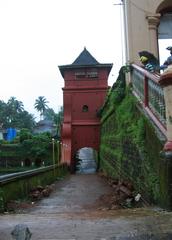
[1,174,172,240]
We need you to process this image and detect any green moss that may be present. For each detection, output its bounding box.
[1,166,68,206]
[101,67,126,123]
[100,157,117,179]
[99,69,171,208]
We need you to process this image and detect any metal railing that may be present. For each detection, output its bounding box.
[0,165,58,185]
[131,64,166,136]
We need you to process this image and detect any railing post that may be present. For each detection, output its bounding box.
[144,77,149,107]
[159,64,172,154]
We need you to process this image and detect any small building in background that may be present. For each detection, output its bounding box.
[33,119,57,136]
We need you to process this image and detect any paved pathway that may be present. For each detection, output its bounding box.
[0,174,172,240]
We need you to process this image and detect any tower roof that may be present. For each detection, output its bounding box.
[58,48,113,77]
[72,47,99,65]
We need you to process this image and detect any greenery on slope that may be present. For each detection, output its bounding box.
[99,67,169,207]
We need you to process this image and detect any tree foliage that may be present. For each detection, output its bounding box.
[44,106,63,136]
[20,132,52,164]
[19,128,32,143]
[0,97,35,130]
[55,106,63,135]
[44,108,56,121]
[34,96,49,120]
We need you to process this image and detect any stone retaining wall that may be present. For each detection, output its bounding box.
[99,74,172,209]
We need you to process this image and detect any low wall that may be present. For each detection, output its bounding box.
[99,68,172,209]
[0,165,68,209]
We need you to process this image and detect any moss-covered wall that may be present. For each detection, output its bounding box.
[99,68,172,209]
[0,165,68,209]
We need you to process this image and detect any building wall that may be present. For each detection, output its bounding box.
[123,0,172,64]
[72,125,100,158]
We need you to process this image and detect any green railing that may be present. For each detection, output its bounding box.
[131,64,166,136]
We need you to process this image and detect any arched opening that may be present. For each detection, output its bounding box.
[157,1,172,66]
[75,147,98,174]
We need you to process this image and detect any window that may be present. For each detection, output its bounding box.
[75,72,86,79]
[82,105,88,112]
[75,68,98,79]
[87,71,98,78]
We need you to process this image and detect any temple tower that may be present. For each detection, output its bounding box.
[59,48,112,170]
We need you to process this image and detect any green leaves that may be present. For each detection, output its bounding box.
[34,96,49,120]
[20,133,51,161]
[0,98,35,130]
[101,66,126,121]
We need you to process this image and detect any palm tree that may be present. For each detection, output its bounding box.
[34,96,49,120]
[7,97,24,113]
[6,97,24,126]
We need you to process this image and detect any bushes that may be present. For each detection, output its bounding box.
[20,132,52,166]
[0,132,56,168]
[19,128,32,143]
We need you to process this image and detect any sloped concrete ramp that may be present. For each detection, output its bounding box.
[0,174,172,239]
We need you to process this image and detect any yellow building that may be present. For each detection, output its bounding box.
[123,0,172,64]
[122,0,172,152]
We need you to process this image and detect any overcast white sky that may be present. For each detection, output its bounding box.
[0,0,124,120]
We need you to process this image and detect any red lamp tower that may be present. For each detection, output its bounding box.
[59,48,112,170]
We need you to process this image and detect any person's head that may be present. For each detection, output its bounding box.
[166,46,172,55]
[140,56,148,64]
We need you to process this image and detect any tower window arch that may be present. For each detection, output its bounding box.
[82,105,89,112]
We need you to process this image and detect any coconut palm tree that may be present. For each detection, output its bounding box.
[34,96,49,120]
[7,97,24,113]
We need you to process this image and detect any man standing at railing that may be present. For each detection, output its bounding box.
[140,56,155,73]
[161,46,172,70]
[139,51,159,73]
